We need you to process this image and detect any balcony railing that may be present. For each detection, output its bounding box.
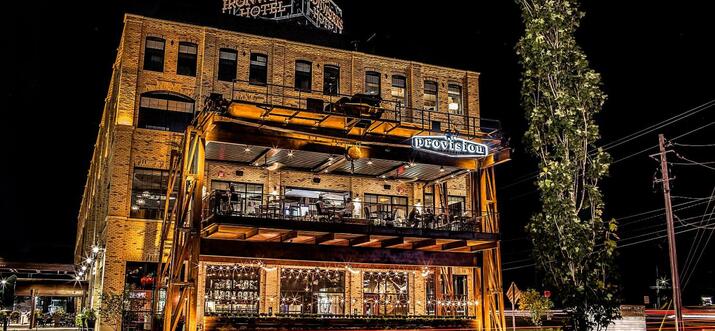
[228,80,502,140]
[202,190,496,233]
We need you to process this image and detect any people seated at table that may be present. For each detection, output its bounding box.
[408,207,420,227]
[335,197,354,222]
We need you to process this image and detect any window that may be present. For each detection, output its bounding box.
[177,42,198,76]
[130,168,177,220]
[249,53,268,85]
[363,271,409,316]
[448,84,463,115]
[364,194,408,221]
[365,71,381,95]
[204,264,260,315]
[280,268,345,315]
[217,48,238,82]
[426,273,436,315]
[448,196,466,215]
[294,60,312,92]
[391,75,407,108]
[211,181,263,216]
[423,80,438,111]
[137,92,195,132]
[143,37,165,72]
[323,65,340,95]
[423,192,435,212]
[123,262,164,330]
[452,275,468,316]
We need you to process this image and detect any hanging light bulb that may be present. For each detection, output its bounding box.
[439,166,445,172]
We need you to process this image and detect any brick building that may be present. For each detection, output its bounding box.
[75,13,510,331]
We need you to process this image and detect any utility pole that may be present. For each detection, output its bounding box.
[656,133,684,331]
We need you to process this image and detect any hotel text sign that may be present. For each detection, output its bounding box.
[412,136,489,158]
[222,0,343,34]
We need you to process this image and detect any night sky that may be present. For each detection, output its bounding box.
[6,1,715,305]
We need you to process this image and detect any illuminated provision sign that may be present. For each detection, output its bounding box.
[222,0,344,34]
[412,136,489,158]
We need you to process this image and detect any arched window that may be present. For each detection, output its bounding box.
[137,92,195,132]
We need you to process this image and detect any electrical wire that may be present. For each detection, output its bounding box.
[502,100,715,189]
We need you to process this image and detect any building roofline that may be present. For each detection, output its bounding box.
[123,13,480,77]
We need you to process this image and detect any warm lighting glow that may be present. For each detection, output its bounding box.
[367,160,373,165]
[244,147,252,152]
[92,246,100,253]
[439,166,445,172]
[86,257,93,264]
[287,150,294,157]
[81,265,87,271]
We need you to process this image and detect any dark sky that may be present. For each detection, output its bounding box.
[6,0,715,305]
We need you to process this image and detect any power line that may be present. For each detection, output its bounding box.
[501,100,715,189]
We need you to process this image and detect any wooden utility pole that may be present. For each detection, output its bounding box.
[657,134,684,331]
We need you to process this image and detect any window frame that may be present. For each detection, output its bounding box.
[177,42,198,77]
[323,65,340,95]
[143,37,165,72]
[294,60,313,92]
[423,80,438,112]
[137,92,195,132]
[447,83,463,115]
[391,75,407,107]
[249,53,268,86]
[217,48,238,82]
[130,168,177,220]
[364,71,381,96]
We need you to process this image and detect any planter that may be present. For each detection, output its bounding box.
[85,318,96,330]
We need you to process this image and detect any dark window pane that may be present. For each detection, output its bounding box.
[217,48,237,82]
[137,93,195,132]
[143,37,165,72]
[365,71,380,96]
[323,65,340,95]
[294,60,312,92]
[249,53,268,85]
[177,42,197,76]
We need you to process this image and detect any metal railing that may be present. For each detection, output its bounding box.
[228,80,502,140]
[202,190,497,233]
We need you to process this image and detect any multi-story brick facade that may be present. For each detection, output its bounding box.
[76,14,509,331]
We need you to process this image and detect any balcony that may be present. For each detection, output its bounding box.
[225,80,504,144]
[201,190,499,257]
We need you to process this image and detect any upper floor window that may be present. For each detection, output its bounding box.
[423,80,437,111]
[294,60,312,92]
[137,92,195,132]
[130,168,177,220]
[217,48,237,82]
[143,37,165,72]
[365,71,381,96]
[177,42,198,76]
[448,84,463,115]
[391,75,407,107]
[249,53,268,85]
[323,65,340,95]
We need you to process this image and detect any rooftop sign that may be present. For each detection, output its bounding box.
[411,135,489,158]
[222,0,344,34]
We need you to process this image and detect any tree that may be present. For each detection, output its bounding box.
[519,289,554,327]
[514,0,620,330]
